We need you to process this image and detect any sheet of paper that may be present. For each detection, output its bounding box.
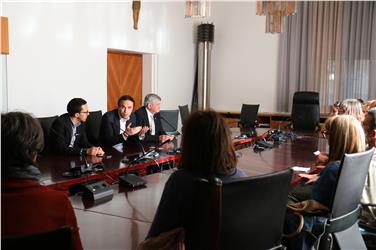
[291,166,310,173]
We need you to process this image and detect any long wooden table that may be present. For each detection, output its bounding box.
[37,139,182,192]
[60,129,327,249]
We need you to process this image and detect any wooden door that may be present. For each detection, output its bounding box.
[107,50,142,111]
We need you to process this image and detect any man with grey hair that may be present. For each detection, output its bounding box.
[135,93,174,142]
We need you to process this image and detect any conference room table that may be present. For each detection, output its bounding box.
[38,128,327,249]
[37,139,183,192]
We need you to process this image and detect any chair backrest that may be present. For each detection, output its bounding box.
[38,115,58,153]
[160,110,179,134]
[330,148,375,218]
[85,110,102,146]
[316,148,375,250]
[291,91,320,131]
[178,105,190,125]
[190,169,293,250]
[2,225,73,250]
[239,104,259,128]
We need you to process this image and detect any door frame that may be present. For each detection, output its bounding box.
[107,48,158,103]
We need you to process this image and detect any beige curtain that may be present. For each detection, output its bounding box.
[277,1,376,113]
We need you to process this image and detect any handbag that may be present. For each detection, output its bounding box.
[283,200,329,238]
[137,227,185,250]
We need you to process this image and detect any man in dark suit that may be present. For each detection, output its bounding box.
[135,93,174,143]
[50,98,104,156]
[100,95,146,147]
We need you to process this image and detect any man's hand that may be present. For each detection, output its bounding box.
[125,123,142,136]
[139,126,149,135]
[159,134,175,143]
[86,147,104,156]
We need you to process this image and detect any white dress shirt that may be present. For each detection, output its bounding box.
[119,114,129,141]
[146,108,155,135]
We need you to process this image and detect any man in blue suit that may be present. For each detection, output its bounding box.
[100,95,146,147]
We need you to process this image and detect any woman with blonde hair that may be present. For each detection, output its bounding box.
[339,98,365,122]
[311,115,366,206]
[284,115,366,249]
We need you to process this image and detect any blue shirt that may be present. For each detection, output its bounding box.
[312,161,340,208]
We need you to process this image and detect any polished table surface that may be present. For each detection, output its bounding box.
[70,173,169,250]
[37,139,182,191]
[65,129,327,249]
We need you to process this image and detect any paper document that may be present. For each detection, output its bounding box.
[291,166,310,173]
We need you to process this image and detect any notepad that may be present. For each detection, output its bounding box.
[291,166,311,173]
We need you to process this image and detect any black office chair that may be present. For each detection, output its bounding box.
[85,110,102,146]
[237,104,260,128]
[189,169,293,250]
[291,91,320,131]
[2,225,73,250]
[178,104,190,125]
[314,148,375,250]
[160,110,179,135]
[38,115,58,153]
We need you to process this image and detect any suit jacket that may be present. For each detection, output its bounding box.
[1,178,83,250]
[50,113,92,155]
[135,106,165,142]
[100,109,137,147]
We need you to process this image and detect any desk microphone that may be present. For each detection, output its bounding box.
[118,139,172,188]
[160,115,181,135]
[128,139,172,164]
[136,140,147,155]
[81,154,93,174]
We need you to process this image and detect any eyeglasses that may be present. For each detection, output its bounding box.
[80,111,90,115]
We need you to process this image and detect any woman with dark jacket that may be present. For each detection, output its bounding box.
[284,115,366,249]
[1,112,83,250]
[147,110,246,246]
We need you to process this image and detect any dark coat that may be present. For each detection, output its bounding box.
[100,109,137,147]
[50,113,92,155]
[134,106,165,142]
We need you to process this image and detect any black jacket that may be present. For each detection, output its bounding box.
[134,106,165,142]
[50,113,92,155]
[100,109,137,147]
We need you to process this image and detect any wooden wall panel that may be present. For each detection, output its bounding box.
[107,50,142,111]
[1,16,9,54]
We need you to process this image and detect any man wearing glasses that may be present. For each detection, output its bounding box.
[50,98,104,156]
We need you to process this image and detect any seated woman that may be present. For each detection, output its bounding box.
[284,115,366,249]
[361,107,376,226]
[303,103,366,180]
[146,111,246,244]
[1,112,83,250]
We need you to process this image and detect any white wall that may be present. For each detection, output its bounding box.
[2,2,280,117]
[207,2,279,112]
[3,2,196,116]
[1,56,7,112]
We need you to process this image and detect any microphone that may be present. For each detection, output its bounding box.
[136,140,147,155]
[81,154,93,174]
[160,115,181,135]
[130,139,172,164]
[119,139,173,188]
